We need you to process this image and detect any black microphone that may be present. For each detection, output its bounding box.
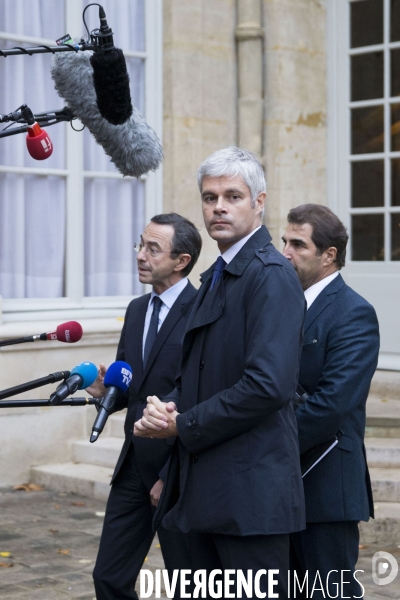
[90,361,132,443]
[89,6,133,125]
[49,361,98,405]
[50,9,163,177]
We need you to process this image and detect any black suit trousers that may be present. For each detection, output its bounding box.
[290,521,362,599]
[93,443,191,600]
[186,531,289,599]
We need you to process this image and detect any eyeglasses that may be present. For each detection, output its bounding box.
[133,242,172,258]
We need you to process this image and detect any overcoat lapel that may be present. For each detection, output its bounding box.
[128,295,149,379]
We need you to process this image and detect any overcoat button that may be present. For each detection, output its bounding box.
[191,454,198,463]
[199,360,205,369]
[187,418,196,428]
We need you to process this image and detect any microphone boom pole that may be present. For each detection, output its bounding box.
[0,371,70,401]
[0,397,97,408]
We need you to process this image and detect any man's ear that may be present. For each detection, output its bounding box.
[324,246,337,265]
[256,192,266,216]
[174,253,192,273]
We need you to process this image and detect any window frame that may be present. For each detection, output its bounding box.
[328,0,400,265]
[0,0,163,322]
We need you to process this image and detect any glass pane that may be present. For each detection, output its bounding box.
[352,106,384,154]
[352,160,384,207]
[351,0,383,48]
[391,49,400,96]
[0,0,65,41]
[392,159,400,205]
[351,52,383,101]
[391,104,400,150]
[84,178,145,296]
[0,40,66,169]
[392,213,400,259]
[82,0,145,51]
[0,174,66,298]
[352,214,384,260]
[391,0,400,41]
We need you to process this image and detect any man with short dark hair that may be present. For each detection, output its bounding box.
[90,213,202,600]
[282,204,380,599]
[135,147,306,598]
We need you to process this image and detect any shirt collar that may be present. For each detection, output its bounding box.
[220,226,262,265]
[304,271,339,309]
[150,277,188,310]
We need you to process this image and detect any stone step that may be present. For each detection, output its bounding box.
[365,437,400,467]
[71,436,124,468]
[370,370,400,401]
[369,467,400,502]
[109,413,126,438]
[359,502,400,545]
[366,395,400,437]
[31,462,113,500]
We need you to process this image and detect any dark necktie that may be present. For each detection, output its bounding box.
[143,296,163,366]
[209,256,227,291]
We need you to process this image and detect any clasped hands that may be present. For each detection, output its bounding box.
[134,395,179,438]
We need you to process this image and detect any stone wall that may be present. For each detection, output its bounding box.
[263,0,327,246]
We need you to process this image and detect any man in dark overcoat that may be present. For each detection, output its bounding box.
[135,147,306,598]
[89,213,202,600]
[282,204,380,599]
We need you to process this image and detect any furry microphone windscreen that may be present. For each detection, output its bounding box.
[90,48,133,125]
[50,51,163,177]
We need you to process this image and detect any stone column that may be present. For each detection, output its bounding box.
[236,0,264,156]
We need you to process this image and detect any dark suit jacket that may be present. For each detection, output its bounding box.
[111,281,197,490]
[159,226,306,536]
[295,273,379,523]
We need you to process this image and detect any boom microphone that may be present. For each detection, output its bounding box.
[0,321,83,348]
[89,6,133,125]
[49,361,98,405]
[90,360,132,442]
[50,46,163,177]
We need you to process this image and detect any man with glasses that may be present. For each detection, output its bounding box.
[89,213,202,600]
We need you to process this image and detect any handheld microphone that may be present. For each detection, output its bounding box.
[90,361,132,442]
[26,121,53,160]
[0,321,83,348]
[50,46,163,177]
[49,361,98,405]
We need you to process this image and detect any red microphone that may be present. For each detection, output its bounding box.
[41,321,83,343]
[0,321,83,348]
[26,121,53,160]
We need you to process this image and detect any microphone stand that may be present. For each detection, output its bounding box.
[0,40,93,58]
[0,397,98,408]
[0,371,71,400]
[0,105,76,140]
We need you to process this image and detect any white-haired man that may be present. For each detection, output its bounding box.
[135,147,306,598]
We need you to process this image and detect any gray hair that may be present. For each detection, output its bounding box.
[197,147,266,206]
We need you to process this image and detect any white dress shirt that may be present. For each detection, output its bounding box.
[304,271,339,309]
[220,226,262,264]
[142,277,188,358]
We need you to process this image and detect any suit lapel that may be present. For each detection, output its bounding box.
[140,282,196,383]
[130,295,149,378]
[304,274,345,333]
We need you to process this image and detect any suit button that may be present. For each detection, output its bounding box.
[139,397,145,404]
[191,454,198,463]
[187,418,196,429]
[199,360,205,369]
[195,432,201,439]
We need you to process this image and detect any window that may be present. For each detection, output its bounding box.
[0,0,162,320]
[337,0,400,261]
[328,0,400,370]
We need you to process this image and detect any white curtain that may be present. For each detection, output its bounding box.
[0,0,146,299]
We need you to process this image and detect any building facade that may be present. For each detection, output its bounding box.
[0,0,398,485]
